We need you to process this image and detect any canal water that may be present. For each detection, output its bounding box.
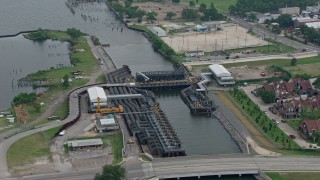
[0,0,240,155]
[0,35,70,109]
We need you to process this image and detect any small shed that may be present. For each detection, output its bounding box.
[151,27,166,37]
[202,21,221,31]
[95,114,119,133]
[194,25,208,32]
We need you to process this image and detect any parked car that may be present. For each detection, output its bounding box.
[59,130,66,136]
[127,139,135,144]
[74,76,82,79]
[0,111,12,115]
[289,134,296,139]
[48,116,60,120]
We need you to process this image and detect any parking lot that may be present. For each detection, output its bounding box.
[72,156,111,170]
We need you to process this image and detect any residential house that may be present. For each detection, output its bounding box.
[262,78,314,101]
[275,95,320,118]
[299,119,320,137]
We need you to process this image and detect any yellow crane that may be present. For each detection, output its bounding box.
[96,97,124,114]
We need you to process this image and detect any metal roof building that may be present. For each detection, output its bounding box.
[306,21,320,29]
[87,86,107,103]
[87,86,107,112]
[150,27,166,37]
[95,114,119,132]
[67,138,103,151]
[208,64,235,86]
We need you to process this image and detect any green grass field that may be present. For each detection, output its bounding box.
[266,172,320,180]
[7,126,61,169]
[182,0,237,12]
[287,119,301,130]
[95,74,106,84]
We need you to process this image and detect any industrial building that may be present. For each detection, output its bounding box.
[202,21,221,31]
[293,17,320,27]
[67,138,103,151]
[208,64,235,86]
[255,13,280,24]
[95,114,119,133]
[150,26,166,37]
[87,86,107,112]
[305,21,320,29]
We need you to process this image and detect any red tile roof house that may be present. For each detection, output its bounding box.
[262,78,315,101]
[275,95,320,118]
[299,119,320,138]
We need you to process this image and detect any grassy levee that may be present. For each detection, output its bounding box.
[224,90,320,156]
[266,172,320,180]
[7,126,61,169]
[226,90,299,149]
[95,73,106,83]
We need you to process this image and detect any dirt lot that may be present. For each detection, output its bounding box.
[284,63,320,77]
[9,157,55,175]
[162,25,268,53]
[133,2,187,21]
[227,65,271,80]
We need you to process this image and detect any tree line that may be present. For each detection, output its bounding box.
[229,0,319,15]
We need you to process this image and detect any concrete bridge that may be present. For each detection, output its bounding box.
[142,154,320,179]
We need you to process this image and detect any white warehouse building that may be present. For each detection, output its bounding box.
[150,26,166,37]
[208,64,235,86]
[87,86,107,112]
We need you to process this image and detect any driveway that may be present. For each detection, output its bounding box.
[242,85,312,149]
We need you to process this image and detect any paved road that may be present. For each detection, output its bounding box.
[231,15,320,51]
[144,155,320,179]
[183,50,318,66]
[0,89,81,178]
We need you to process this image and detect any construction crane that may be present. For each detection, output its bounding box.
[96,97,124,114]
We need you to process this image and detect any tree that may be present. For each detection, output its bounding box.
[272,25,281,34]
[291,57,297,66]
[199,3,207,13]
[261,90,276,103]
[277,14,293,28]
[202,6,225,21]
[62,74,69,88]
[146,12,157,23]
[248,13,257,22]
[312,76,320,89]
[165,12,176,20]
[94,165,126,180]
[189,1,195,7]
[172,0,180,3]
[13,93,37,105]
[181,8,199,19]
[66,28,83,40]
